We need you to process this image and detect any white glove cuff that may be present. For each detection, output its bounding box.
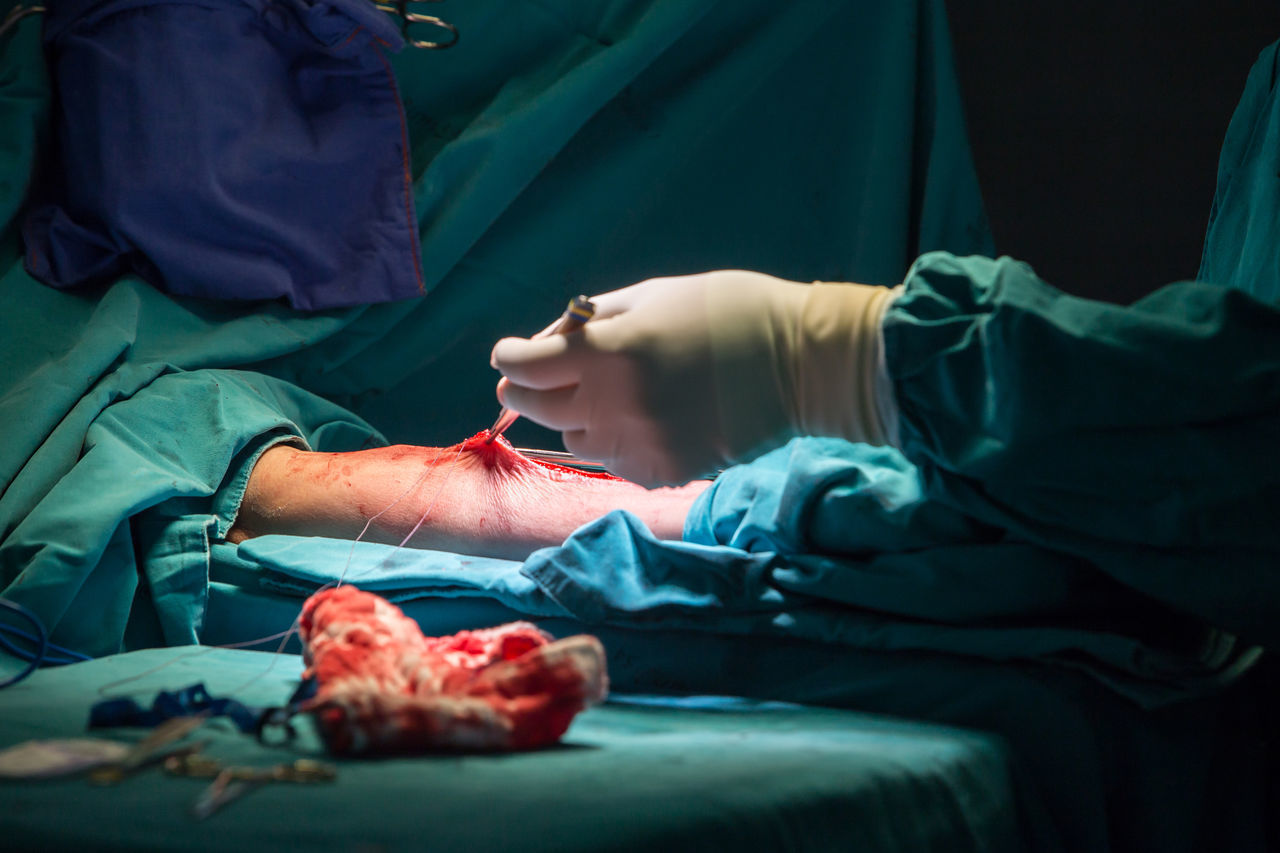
[795,282,903,446]
[872,285,904,447]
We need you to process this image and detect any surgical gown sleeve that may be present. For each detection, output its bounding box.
[883,252,1280,647]
[1198,41,1280,303]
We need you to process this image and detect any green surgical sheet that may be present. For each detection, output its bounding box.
[3,2,1275,852]
[0,648,1020,853]
[198,537,1271,853]
[0,0,991,656]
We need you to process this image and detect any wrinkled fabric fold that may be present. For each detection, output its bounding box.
[25,0,422,310]
[520,439,1257,708]
[885,252,1280,649]
[2,0,992,653]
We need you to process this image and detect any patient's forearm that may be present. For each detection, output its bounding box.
[226,434,708,560]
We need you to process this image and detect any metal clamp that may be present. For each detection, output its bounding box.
[374,0,458,49]
[0,2,455,50]
[516,448,611,473]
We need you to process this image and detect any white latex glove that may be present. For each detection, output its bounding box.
[490,270,900,487]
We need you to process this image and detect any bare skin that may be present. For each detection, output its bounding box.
[226,433,709,561]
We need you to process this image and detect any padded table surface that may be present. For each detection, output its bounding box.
[0,648,1019,853]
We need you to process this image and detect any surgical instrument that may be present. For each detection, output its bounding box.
[173,756,336,820]
[87,715,210,785]
[0,2,457,47]
[487,295,597,443]
[515,448,611,473]
[374,0,458,49]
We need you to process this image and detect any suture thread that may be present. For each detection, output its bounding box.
[99,443,471,700]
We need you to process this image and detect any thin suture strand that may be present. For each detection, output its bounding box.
[227,444,466,697]
[395,442,466,549]
[99,443,463,700]
[96,625,302,697]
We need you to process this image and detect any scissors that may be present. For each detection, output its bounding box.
[0,2,456,47]
[374,0,458,49]
[487,295,597,443]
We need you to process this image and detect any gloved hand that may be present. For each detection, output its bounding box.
[490,270,901,487]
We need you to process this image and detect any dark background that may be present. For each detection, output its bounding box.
[945,2,1280,303]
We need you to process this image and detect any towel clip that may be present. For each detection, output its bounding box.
[374,0,458,49]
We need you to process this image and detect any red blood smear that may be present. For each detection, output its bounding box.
[458,431,619,481]
[299,586,607,754]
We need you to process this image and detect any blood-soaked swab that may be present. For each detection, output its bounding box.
[298,585,607,753]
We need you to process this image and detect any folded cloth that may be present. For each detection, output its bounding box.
[298,586,607,753]
[24,0,424,310]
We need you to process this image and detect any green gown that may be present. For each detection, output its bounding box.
[883,41,1280,649]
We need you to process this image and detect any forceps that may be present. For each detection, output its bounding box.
[487,295,598,443]
[374,0,458,49]
[87,715,210,786]
[167,754,337,820]
[515,448,610,473]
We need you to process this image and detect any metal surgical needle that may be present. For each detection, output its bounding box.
[487,295,597,443]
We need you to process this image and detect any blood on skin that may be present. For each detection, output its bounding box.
[457,431,618,481]
[341,433,624,556]
[229,431,705,557]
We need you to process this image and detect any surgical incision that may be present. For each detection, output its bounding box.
[226,432,707,559]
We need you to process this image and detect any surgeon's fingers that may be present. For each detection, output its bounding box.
[496,383,587,432]
[585,274,701,321]
[525,287,636,340]
[580,288,632,321]
[491,334,585,390]
[530,314,567,339]
[561,429,616,470]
